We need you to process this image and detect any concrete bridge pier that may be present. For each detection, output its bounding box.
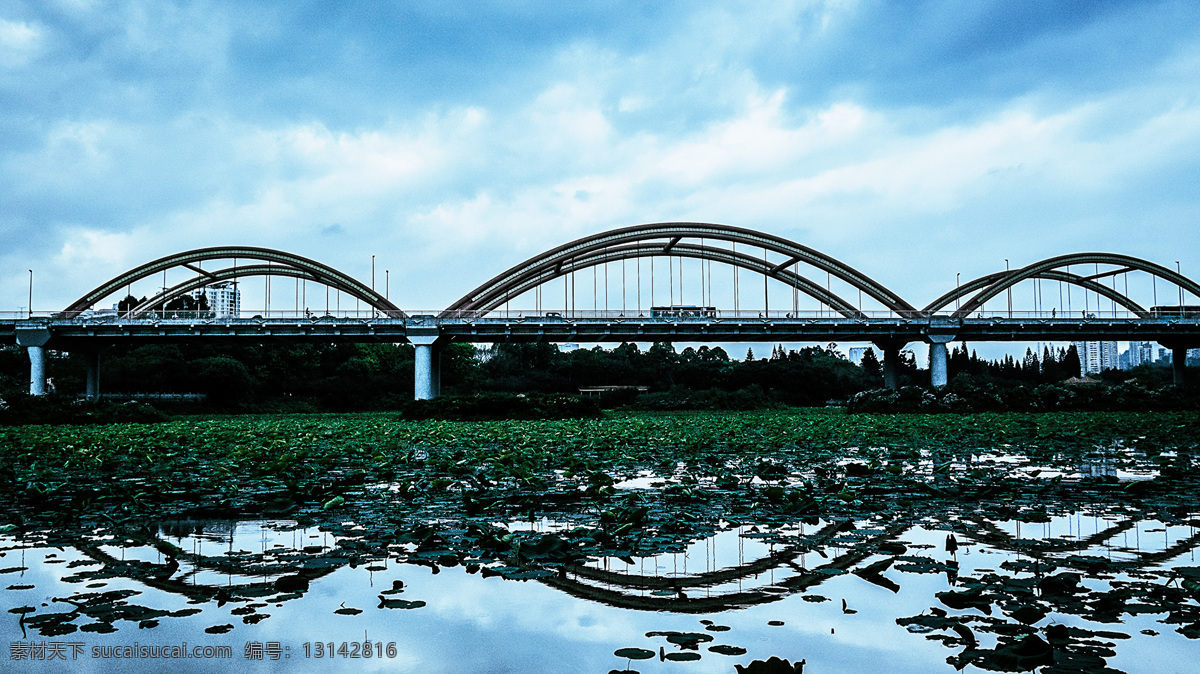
[1172,346,1189,386]
[28,347,47,395]
[874,341,906,390]
[85,351,101,400]
[926,333,957,388]
[15,323,51,396]
[409,320,443,400]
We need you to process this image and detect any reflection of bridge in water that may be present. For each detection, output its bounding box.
[533,511,1200,614]
[5,222,1200,399]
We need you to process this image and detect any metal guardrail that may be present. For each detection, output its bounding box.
[2,309,1186,321]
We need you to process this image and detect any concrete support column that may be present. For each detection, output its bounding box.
[431,349,441,398]
[16,323,52,397]
[929,342,948,388]
[414,343,435,400]
[926,333,957,388]
[877,344,901,390]
[409,319,443,401]
[1172,346,1188,386]
[926,319,960,389]
[28,346,46,396]
[85,352,101,400]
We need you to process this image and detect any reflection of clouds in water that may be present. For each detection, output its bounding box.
[417,565,636,642]
[4,501,1200,674]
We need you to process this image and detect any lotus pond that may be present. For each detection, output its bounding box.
[2,410,1198,673]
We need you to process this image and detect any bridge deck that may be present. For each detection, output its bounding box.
[4,314,1200,347]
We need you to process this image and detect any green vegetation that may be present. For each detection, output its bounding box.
[3,409,1197,526]
[1,340,1195,423]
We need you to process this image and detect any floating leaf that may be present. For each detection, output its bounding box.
[614,648,654,660]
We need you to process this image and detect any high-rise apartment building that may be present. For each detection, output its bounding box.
[1073,340,1118,374]
[203,282,241,317]
[1122,341,1155,369]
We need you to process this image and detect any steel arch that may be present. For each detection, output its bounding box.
[951,253,1200,319]
[926,269,1150,317]
[60,246,404,318]
[444,222,916,317]
[446,241,866,318]
[128,265,322,317]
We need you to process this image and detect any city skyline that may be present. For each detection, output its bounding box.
[3,2,1200,332]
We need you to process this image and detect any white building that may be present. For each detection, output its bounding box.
[1122,341,1155,369]
[203,282,241,317]
[1073,340,1118,374]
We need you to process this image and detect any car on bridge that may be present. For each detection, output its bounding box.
[1150,305,1200,318]
[651,305,717,318]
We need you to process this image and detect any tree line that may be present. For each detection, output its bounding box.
[0,335,1144,413]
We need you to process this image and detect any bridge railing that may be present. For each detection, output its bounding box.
[2,309,1190,322]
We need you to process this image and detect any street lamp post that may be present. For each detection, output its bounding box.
[955,273,960,312]
[1178,261,1184,307]
[1005,259,1012,318]
[28,269,33,318]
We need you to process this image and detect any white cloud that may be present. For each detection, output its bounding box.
[0,19,42,68]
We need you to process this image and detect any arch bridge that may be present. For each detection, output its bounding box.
[5,223,1200,399]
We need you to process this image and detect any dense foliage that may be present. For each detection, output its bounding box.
[0,339,1190,418]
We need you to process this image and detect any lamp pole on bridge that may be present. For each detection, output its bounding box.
[1178,261,1183,307]
[955,273,960,313]
[28,269,32,318]
[1005,259,1012,318]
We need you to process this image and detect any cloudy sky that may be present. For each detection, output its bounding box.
[3,0,1200,323]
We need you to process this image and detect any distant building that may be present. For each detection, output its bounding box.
[203,282,241,317]
[1073,340,1118,374]
[847,347,868,365]
[1121,341,1155,369]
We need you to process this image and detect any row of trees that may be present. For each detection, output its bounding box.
[0,338,1164,411]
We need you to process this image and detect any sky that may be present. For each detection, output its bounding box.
[3,0,1200,344]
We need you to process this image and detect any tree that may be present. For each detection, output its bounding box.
[860,347,882,380]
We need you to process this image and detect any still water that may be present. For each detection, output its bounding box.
[4,508,1198,673]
